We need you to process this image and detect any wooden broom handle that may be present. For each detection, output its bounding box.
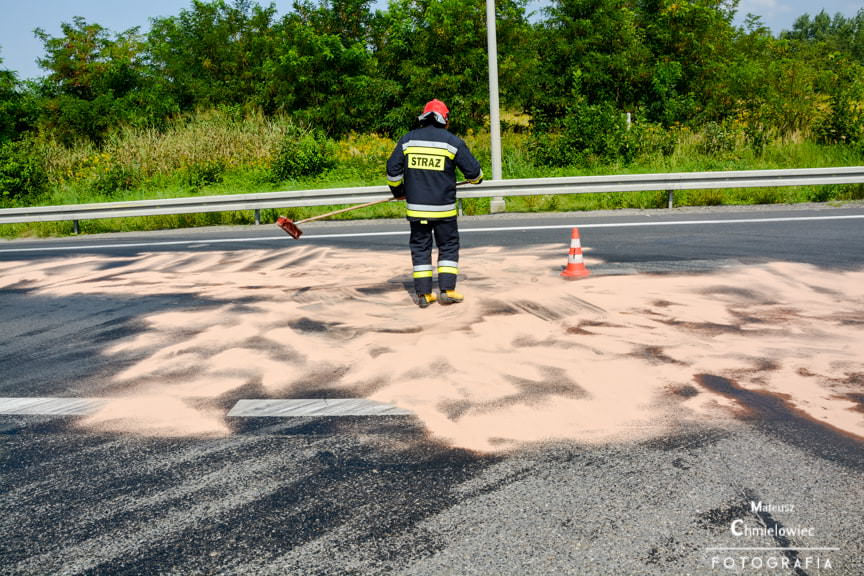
[295,181,470,225]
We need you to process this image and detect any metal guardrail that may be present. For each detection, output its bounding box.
[1,167,863,229]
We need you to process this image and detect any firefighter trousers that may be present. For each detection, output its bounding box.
[409,219,459,294]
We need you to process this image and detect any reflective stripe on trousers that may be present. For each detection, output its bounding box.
[409,219,459,293]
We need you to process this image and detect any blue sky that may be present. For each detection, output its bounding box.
[1,0,861,80]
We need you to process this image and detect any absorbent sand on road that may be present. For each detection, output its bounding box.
[1,243,861,452]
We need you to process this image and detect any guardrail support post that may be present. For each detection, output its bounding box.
[73,220,80,234]
[490,196,506,213]
[667,190,674,209]
[254,209,261,225]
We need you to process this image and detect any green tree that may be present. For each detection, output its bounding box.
[768,10,864,137]
[255,1,397,136]
[0,55,49,144]
[530,0,649,120]
[785,15,864,148]
[374,0,485,132]
[637,0,738,124]
[35,17,115,100]
[491,0,538,116]
[783,9,864,63]
[526,0,651,166]
[530,68,635,167]
[814,57,864,148]
[0,137,48,202]
[374,0,530,134]
[147,0,278,110]
[35,17,176,143]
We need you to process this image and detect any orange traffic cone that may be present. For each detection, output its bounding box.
[561,227,591,279]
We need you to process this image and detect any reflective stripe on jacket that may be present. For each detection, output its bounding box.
[386,124,482,221]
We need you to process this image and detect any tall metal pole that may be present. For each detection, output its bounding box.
[486,0,505,212]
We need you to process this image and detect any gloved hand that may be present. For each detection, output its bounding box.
[470,177,483,185]
[389,183,405,199]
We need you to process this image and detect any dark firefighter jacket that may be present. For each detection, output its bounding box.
[386,124,483,221]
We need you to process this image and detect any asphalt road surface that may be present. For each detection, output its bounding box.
[1,203,863,575]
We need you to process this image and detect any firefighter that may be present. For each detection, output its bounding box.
[386,99,484,308]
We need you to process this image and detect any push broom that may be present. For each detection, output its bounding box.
[276,197,394,239]
[276,181,469,239]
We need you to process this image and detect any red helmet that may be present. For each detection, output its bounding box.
[418,99,449,125]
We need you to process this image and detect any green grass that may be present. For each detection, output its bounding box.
[2,112,863,239]
[495,130,864,213]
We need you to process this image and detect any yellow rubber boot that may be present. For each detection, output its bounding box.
[417,293,437,308]
[439,290,464,305]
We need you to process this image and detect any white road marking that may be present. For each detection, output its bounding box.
[0,236,293,253]
[287,213,864,239]
[464,213,864,233]
[0,213,862,254]
[705,547,841,551]
[227,399,414,417]
[0,397,106,416]
[0,397,413,417]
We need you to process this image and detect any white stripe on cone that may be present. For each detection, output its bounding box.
[561,228,591,278]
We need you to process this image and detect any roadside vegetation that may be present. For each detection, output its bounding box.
[1,0,863,238]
